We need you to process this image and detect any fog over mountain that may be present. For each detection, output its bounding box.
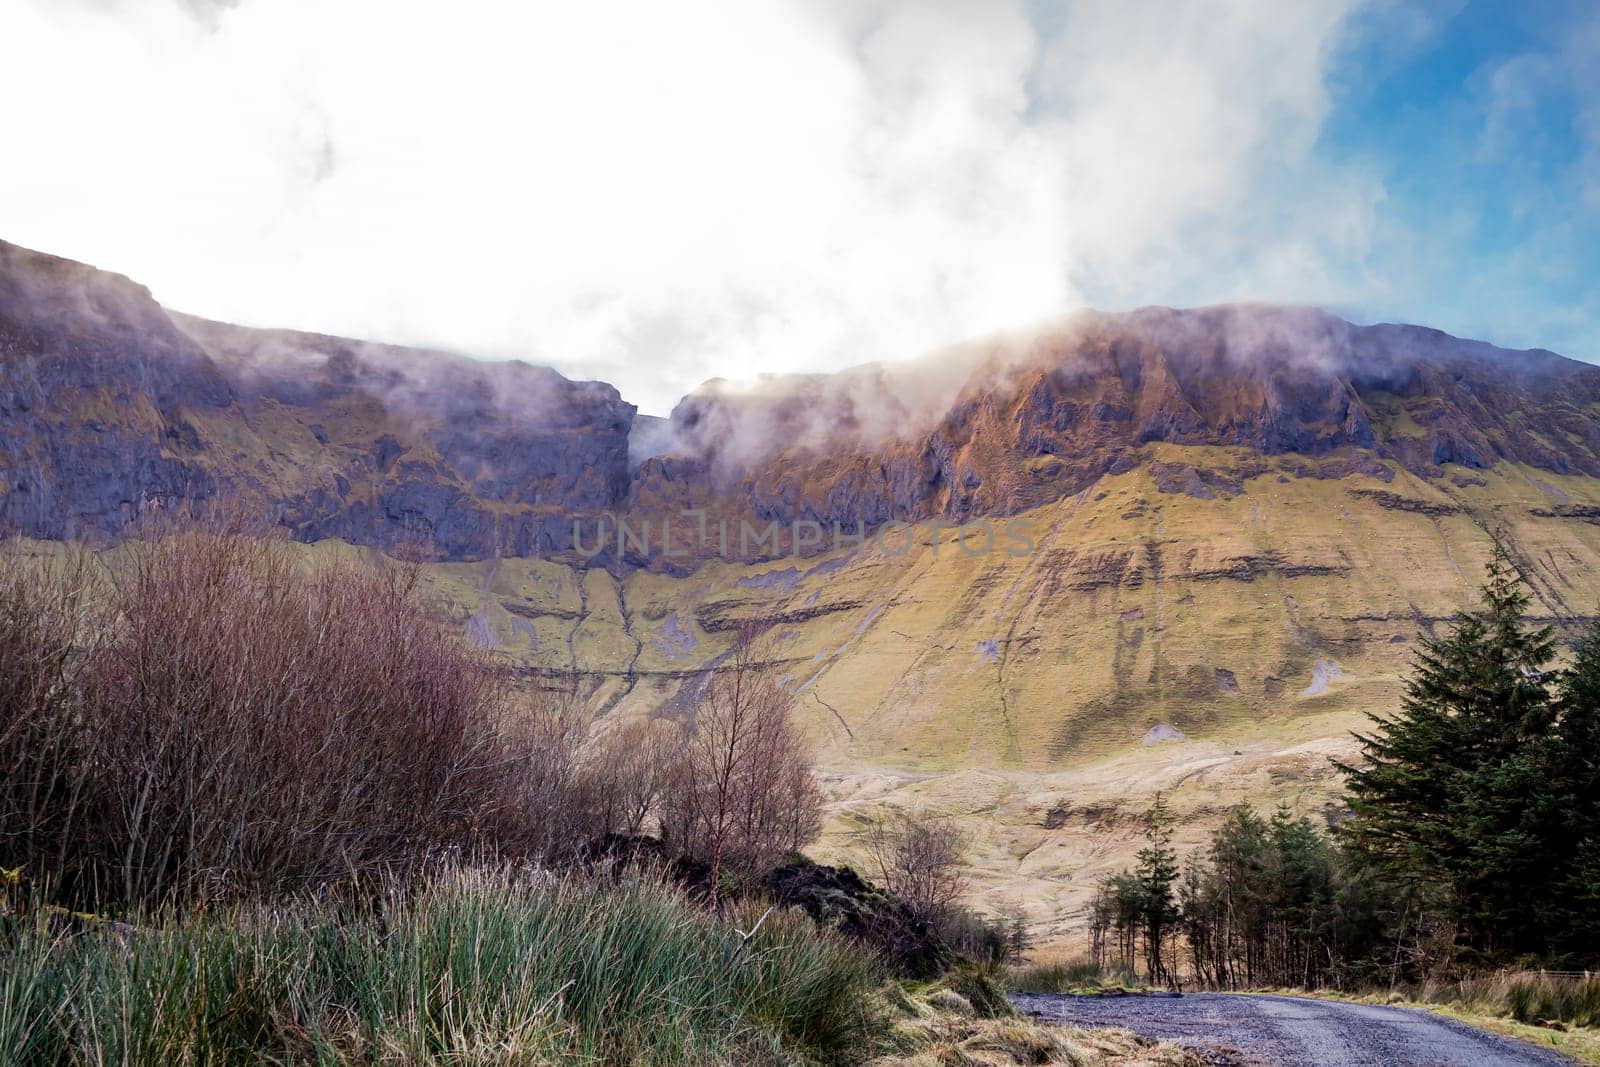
[5,1,1596,413]
[6,238,1600,568]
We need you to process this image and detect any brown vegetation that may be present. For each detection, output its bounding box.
[1,528,573,907]
[0,544,105,898]
[583,716,683,837]
[866,808,971,926]
[0,527,829,914]
[659,623,824,898]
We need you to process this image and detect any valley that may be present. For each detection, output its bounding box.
[8,236,1600,947]
[401,454,1600,945]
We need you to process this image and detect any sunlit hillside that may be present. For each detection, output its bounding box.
[393,449,1600,946]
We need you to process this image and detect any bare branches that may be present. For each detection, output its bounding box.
[0,528,597,909]
[2,532,828,914]
[581,716,682,838]
[659,622,823,900]
[863,808,969,926]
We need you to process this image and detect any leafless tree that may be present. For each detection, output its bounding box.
[660,622,822,900]
[494,684,596,858]
[865,808,970,924]
[581,716,682,837]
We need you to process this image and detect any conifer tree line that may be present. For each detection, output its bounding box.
[1089,545,1600,986]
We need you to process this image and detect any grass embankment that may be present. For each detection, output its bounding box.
[1312,973,1600,1066]
[1,867,883,1066]
[1006,959,1146,996]
[1,872,1200,1066]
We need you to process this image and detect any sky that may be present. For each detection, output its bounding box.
[2,0,1596,414]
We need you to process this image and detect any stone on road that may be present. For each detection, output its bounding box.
[1012,991,1573,1066]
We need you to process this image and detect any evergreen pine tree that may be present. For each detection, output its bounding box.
[1266,806,1336,986]
[1339,544,1559,958]
[1210,805,1269,985]
[1133,792,1181,983]
[1553,615,1600,961]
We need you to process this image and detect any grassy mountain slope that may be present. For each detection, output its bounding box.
[407,450,1600,944]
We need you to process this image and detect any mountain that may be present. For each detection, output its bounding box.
[0,239,633,558]
[10,236,1600,563]
[633,304,1600,540]
[8,237,1600,941]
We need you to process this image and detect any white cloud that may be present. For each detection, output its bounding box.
[1,0,1378,413]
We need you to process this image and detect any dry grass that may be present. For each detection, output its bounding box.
[1413,971,1600,1029]
[1008,959,1143,995]
[1366,972,1600,1063]
[1405,1003,1600,1065]
[871,981,1200,1066]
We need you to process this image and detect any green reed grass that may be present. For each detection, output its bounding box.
[0,866,886,1066]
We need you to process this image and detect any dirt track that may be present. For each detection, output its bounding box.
[1012,991,1574,1066]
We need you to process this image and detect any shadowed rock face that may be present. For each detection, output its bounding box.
[0,240,634,559]
[0,242,232,539]
[5,238,1600,562]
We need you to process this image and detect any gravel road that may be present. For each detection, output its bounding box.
[1012,991,1574,1066]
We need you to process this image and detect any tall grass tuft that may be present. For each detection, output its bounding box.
[0,866,886,1065]
[1006,958,1142,995]
[1411,971,1600,1029]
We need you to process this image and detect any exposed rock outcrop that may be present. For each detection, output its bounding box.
[0,240,633,559]
[8,239,1600,564]
[632,305,1600,540]
[762,858,952,978]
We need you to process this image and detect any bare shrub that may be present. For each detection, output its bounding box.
[492,685,597,857]
[865,808,969,925]
[2,528,824,911]
[1,525,597,909]
[660,624,823,897]
[0,543,107,895]
[86,527,534,904]
[581,716,683,837]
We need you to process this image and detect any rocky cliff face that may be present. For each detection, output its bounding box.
[174,316,634,558]
[0,241,230,539]
[5,239,1600,562]
[631,304,1600,537]
[0,240,633,558]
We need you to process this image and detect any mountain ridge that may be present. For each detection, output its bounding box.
[5,237,1599,568]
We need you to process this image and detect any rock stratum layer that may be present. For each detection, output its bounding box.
[8,237,1600,942]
